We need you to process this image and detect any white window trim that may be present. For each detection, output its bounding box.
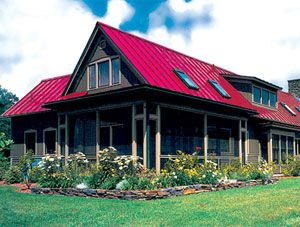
[24,129,37,155]
[43,127,57,155]
[87,56,121,90]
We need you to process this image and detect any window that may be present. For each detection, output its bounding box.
[89,64,96,89]
[24,131,36,154]
[112,58,120,84]
[281,102,296,116]
[253,86,277,108]
[44,129,56,154]
[295,106,300,112]
[253,86,261,103]
[98,60,109,86]
[88,57,121,89]
[209,80,231,98]
[174,69,199,90]
[270,92,277,107]
[262,89,269,105]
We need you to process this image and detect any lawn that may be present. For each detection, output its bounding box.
[0,178,299,226]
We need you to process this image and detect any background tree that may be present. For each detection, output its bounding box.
[0,85,18,156]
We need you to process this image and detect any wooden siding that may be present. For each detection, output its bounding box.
[75,32,141,94]
[11,112,58,161]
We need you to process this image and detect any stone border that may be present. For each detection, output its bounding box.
[31,179,278,200]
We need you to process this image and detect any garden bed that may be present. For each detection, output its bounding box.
[31,179,278,200]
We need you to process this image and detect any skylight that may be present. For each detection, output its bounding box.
[174,69,199,90]
[208,80,231,98]
[281,102,296,116]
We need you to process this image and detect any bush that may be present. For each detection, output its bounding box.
[0,152,10,180]
[87,171,108,189]
[28,167,44,183]
[282,155,300,176]
[4,165,22,184]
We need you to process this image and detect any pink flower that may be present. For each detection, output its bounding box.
[196,146,201,151]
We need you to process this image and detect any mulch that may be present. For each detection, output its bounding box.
[0,181,37,193]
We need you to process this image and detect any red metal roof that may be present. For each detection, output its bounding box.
[99,22,255,111]
[253,91,300,127]
[3,74,71,117]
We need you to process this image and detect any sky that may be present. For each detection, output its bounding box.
[1,0,300,98]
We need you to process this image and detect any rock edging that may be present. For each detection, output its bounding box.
[31,179,278,200]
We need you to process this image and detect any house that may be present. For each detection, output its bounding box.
[3,22,300,173]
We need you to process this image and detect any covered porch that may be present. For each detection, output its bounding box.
[55,102,248,173]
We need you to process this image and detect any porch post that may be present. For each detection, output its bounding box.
[57,114,61,156]
[155,105,161,174]
[204,114,208,162]
[267,131,273,163]
[65,114,69,165]
[96,110,100,167]
[143,102,147,169]
[238,120,242,163]
[132,105,137,157]
[278,135,281,163]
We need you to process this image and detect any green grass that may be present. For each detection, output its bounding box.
[0,178,300,227]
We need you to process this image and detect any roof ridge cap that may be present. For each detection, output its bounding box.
[41,74,71,82]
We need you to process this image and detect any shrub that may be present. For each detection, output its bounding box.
[29,167,44,183]
[4,165,22,184]
[37,154,79,188]
[87,171,108,189]
[100,176,121,190]
[282,155,300,176]
[0,152,10,180]
[197,160,222,184]
[97,147,143,179]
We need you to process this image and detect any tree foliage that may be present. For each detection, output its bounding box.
[0,85,18,156]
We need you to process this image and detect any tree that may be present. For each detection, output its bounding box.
[0,85,18,156]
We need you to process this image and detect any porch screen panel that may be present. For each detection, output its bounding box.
[281,136,287,163]
[25,132,36,154]
[69,112,96,157]
[161,108,204,156]
[272,134,279,164]
[100,107,131,155]
[207,116,239,158]
[288,137,294,156]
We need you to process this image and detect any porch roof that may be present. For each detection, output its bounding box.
[2,74,71,117]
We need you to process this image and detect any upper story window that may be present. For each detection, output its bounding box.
[174,69,199,90]
[208,80,231,98]
[281,102,296,116]
[253,86,277,108]
[88,57,121,90]
[253,86,261,103]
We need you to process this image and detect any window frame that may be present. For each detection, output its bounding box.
[43,127,57,155]
[87,56,121,90]
[252,85,277,108]
[173,68,199,90]
[208,79,231,98]
[24,129,37,155]
[281,102,296,116]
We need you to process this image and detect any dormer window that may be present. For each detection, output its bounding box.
[281,102,296,116]
[88,57,121,90]
[174,69,199,90]
[295,106,300,112]
[253,86,277,108]
[208,80,231,98]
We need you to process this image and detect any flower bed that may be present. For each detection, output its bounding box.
[31,179,278,200]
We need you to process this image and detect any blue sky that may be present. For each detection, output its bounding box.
[1,0,300,98]
[83,0,167,32]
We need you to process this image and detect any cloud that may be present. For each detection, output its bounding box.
[0,0,134,98]
[144,0,300,91]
